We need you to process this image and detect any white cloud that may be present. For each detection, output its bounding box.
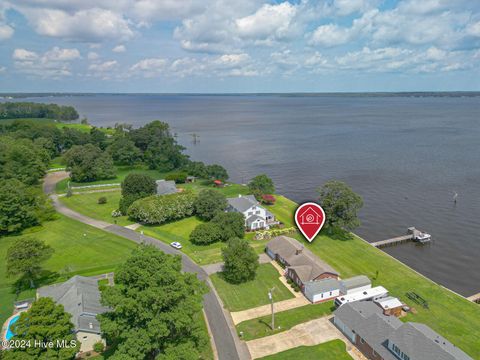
[0,23,13,40]
[20,8,134,42]
[87,51,100,60]
[309,24,352,47]
[12,46,80,78]
[88,60,117,72]
[130,57,167,77]
[0,66,6,73]
[44,46,81,61]
[112,44,126,53]
[333,0,378,16]
[12,48,38,61]
[466,21,480,37]
[235,2,297,41]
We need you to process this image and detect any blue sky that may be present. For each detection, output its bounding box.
[0,0,479,92]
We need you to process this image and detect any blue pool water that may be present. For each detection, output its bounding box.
[5,314,20,340]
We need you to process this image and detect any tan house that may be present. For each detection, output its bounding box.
[266,236,339,292]
[37,276,108,353]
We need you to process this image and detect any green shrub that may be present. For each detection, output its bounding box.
[212,212,245,241]
[128,191,196,224]
[190,223,223,245]
[98,196,107,204]
[93,341,105,353]
[165,172,188,184]
[193,189,227,221]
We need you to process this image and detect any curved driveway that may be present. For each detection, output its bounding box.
[43,172,249,360]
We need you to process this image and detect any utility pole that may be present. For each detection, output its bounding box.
[268,287,275,330]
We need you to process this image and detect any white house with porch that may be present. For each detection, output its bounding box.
[226,194,277,231]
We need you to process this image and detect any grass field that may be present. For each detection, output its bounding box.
[55,165,169,193]
[210,263,294,312]
[258,340,353,360]
[237,301,334,340]
[264,198,480,358]
[59,191,133,226]
[0,215,137,325]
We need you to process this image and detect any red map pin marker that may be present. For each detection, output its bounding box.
[294,202,326,242]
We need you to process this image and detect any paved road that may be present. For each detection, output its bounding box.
[43,172,249,360]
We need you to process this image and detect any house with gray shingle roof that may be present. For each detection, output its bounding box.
[226,194,276,230]
[334,301,473,360]
[37,275,109,353]
[156,179,177,195]
[266,236,339,297]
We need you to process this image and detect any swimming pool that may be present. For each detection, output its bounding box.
[5,314,20,340]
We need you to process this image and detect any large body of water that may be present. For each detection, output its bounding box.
[15,93,480,296]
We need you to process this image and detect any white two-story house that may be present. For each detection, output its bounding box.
[226,194,276,231]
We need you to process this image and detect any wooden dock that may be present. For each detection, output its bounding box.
[467,293,480,304]
[371,227,431,248]
[371,234,413,248]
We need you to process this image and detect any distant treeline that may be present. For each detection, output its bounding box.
[0,102,79,120]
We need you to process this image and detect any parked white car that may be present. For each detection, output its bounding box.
[170,242,182,249]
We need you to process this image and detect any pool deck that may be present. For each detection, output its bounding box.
[1,311,27,347]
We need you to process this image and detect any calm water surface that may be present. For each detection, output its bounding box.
[20,94,480,296]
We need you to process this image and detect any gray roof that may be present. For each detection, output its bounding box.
[334,301,401,360]
[340,275,371,290]
[304,278,340,294]
[37,276,109,334]
[246,214,263,226]
[227,195,258,213]
[156,180,177,195]
[266,236,338,282]
[334,301,473,360]
[388,323,473,360]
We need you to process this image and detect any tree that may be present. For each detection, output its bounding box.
[129,121,188,171]
[119,173,156,214]
[90,127,108,150]
[193,189,227,221]
[205,164,228,181]
[6,238,54,288]
[183,161,208,178]
[3,297,79,360]
[0,136,48,185]
[0,179,54,234]
[165,172,188,184]
[121,173,156,197]
[317,180,363,231]
[190,223,223,245]
[107,136,142,165]
[221,238,259,284]
[98,245,208,359]
[64,144,116,182]
[248,174,275,196]
[211,212,245,241]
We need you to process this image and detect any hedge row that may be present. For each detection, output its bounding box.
[128,190,196,224]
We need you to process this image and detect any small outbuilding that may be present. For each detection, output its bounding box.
[374,296,404,317]
[156,179,177,195]
[339,275,372,295]
[304,278,340,303]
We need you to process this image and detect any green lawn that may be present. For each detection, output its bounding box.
[0,215,137,325]
[179,180,251,197]
[55,165,169,193]
[266,197,480,358]
[237,301,334,341]
[59,191,133,226]
[258,340,353,360]
[210,263,294,312]
[264,195,297,227]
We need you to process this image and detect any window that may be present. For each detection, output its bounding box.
[402,353,410,360]
[373,350,377,357]
[329,291,332,295]
[256,210,260,214]
[360,337,365,344]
